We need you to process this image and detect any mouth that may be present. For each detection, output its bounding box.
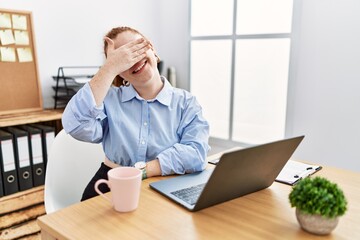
[132,60,147,74]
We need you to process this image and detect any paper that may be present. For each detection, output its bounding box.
[17,136,31,168]
[17,47,33,62]
[276,160,322,185]
[46,132,55,156]
[14,30,30,45]
[12,14,27,30]
[0,47,16,62]
[31,134,43,164]
[0,13,12,28]
[0,29,15,45]
[1,140,16,172]
[74,77,92,84]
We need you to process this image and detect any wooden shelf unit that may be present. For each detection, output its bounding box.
[0,109,63,129]
[0,109,63,240]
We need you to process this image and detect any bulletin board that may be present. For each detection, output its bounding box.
[0,9,42,114]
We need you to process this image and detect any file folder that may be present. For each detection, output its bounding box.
[4,127,34,191]
[18,125,45,186]
[29,124,55,167]
[0,129,19,195]
[0,149,3,197]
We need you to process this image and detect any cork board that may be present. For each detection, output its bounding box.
[0,9,42,114]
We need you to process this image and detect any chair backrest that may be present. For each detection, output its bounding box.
[44,129,104,214]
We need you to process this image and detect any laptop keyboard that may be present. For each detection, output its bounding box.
[170,183,206,205]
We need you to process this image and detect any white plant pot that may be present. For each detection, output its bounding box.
[296,208,339,235]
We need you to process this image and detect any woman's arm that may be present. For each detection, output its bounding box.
[155,96,210,176]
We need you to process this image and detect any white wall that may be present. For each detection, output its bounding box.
[3,0,360,172]
[157,0,190,90]
[286,0,360,171]
[1,0,161,108]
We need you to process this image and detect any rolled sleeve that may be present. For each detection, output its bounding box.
[156,96,210,175]
[157,143,208,175]
[62,83,107,142]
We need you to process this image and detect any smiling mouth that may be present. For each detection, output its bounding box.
[132,60,147,74]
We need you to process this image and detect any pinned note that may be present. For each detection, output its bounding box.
[14,30,30,45]
[17,47,33,62]
[12,14,27,30]
[0,29,15,45]
[0,47,16,62]
[0,13,12,28]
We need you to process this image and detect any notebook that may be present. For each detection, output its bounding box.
[150,135,304,211]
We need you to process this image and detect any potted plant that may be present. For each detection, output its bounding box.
[289,176,347,235]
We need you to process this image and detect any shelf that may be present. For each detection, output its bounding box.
[0,109,63,127]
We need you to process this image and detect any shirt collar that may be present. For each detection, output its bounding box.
[120,76,173,106]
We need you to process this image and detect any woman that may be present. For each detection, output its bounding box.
[62,26,210,201]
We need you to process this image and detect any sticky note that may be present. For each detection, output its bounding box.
[12,14,27,30]
[0,29,15,45]
[17,47,33,62]
[14,30,30,45]
[0,47,16,62]
[0,13,12,28]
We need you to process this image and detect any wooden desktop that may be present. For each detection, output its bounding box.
[37,153,360,240]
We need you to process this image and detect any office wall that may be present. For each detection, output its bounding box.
[1,0,161,108]
[157,0,190,90]
[3,1,359,172]
[286,0,360,171]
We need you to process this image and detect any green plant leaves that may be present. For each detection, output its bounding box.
[289,176,347,218]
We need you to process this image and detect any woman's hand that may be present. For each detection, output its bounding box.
[89,37,151,106]
[104,37,151,76]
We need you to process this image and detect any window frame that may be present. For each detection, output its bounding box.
[189,0,293,142]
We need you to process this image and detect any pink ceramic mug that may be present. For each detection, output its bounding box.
[94,167,142,212]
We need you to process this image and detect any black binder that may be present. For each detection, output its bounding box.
[18,125,45,186]
[0,129,19,195]
[4,127,34,191]
[0,146,3,197]
[29,124,55,167]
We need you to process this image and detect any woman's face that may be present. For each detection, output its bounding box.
[114,31,158,86]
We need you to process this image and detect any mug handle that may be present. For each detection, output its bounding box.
[94,179,112,204]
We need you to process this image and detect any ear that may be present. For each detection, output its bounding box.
[104,37,115,56]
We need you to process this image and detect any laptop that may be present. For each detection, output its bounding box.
[150,135,304,212]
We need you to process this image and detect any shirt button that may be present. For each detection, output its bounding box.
[141,140,146,145]
[144,122,148,126]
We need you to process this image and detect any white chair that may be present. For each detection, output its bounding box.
[44,129,104,214]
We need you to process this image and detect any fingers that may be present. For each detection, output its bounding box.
[125,38,151,61]
[104,37,115,54]
[129,38,150,52]
[133,52,148,62]
[132,44,151,59]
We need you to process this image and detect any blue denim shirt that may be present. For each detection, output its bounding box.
[62,77,210,175]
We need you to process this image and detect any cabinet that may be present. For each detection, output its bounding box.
[53,66,99,109]
[0,109,62,240]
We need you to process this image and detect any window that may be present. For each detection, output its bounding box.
[190,0,293,144]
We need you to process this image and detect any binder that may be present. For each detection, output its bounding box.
[18,125,45,186]
[0,129,19,195]
[0,147,3,197]
[276,160,322,185]
[4,127,34,191]
[29,124,55,167]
